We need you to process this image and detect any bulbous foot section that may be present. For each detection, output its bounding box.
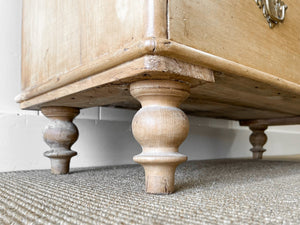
[130,80,190,194]
[41,107,80,174]
[249,124,268,160]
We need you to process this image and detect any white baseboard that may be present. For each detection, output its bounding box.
[0,108,299,172]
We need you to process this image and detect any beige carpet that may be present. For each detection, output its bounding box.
[1,159,300,224]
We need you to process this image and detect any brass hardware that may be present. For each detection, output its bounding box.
[255,0,288,28]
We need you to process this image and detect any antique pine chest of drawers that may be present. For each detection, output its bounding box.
[18,0,300,194]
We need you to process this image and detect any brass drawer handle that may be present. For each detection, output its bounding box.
[255,0,288,28]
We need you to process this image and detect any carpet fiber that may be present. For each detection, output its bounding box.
[1,159,300,224]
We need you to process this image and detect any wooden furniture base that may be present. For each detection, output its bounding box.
[249,124,268,159]
[41,107,79,174]
[130,80,189,194]
[240,117,300,160]
[19,1,300,193]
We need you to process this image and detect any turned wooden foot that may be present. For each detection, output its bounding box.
[130,80,190,194]
[249,124,268,160]
[41,107,79,174]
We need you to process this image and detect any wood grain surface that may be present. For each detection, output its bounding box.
[22,0,146,90]
[168,0,300,85]
[19,0,300,121]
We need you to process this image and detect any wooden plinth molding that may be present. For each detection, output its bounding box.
[41,107,80,174]
[130,80,190,194]
[249,124,268,160]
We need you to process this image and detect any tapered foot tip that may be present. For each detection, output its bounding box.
[252,154,263,160]
[145,175,175,194]
[50,158,71,174]
[251,149,266,160]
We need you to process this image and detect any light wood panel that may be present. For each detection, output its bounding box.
[24,82,292,120]
[20,0,170,103]
[182,99,291,120]
[19,1,300,121]
[19,56,214,109]
[154,39,300,97]
[189,71,300,115]
[22,0,146,90]
[168,0,300,85]
[20,55,298,120]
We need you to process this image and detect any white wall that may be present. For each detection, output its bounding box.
[0,0,299,172]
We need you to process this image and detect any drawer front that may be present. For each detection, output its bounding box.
[168,0,300,84]
[22,0,145,90]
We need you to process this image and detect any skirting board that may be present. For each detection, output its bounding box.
[0,108,300,172]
